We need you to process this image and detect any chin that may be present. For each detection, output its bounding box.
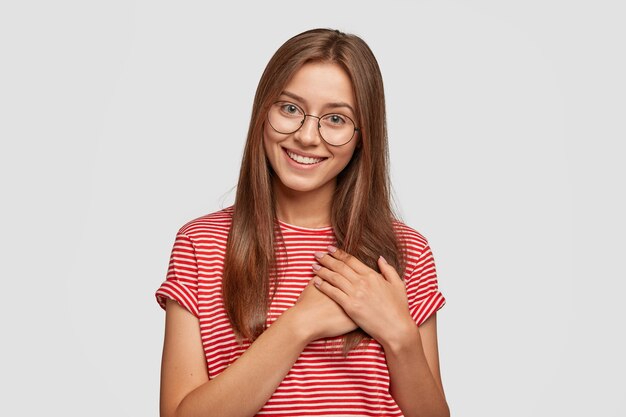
[274,176,333,195]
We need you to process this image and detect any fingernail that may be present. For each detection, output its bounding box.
[312,263,321,271]
[379,255,387,264]
[313,277,322,287]
[327,245,337,253]
[314,251,325,259]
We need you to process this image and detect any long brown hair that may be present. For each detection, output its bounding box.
[222,28,405,351]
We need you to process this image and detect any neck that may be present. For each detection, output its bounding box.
[273,179,335,228]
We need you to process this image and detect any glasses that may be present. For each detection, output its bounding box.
[267,101,359,147]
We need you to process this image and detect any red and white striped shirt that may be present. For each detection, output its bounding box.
[155,206,445,416]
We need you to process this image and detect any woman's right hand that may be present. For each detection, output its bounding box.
[290,279,357,342]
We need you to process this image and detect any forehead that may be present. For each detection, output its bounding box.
[282,62,356,111]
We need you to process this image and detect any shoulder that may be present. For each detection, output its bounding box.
[176,206,234,244]
[392,219,432,267]
[392,219,430,252]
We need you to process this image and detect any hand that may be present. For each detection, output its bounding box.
[311,246,416,346]
[290,279,358,343]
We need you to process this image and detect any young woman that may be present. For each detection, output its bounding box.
[155,28,449,417]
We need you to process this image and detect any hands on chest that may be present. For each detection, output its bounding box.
[292,245,416,347]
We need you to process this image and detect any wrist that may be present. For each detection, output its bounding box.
[279,306,316,345]
[380,317,420,355]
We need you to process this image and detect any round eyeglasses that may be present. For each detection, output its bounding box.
[267,101,359,147]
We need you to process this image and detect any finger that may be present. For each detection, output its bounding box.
[313,277,349,307]
[325,246,371,275]
[314,250,358,282]
[312,263,352,294]
[377,255,403,285]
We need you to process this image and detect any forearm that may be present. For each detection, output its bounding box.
[383,324,450,417]
[175,308,309,417]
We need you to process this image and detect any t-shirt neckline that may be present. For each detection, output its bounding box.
[276,218,334,234]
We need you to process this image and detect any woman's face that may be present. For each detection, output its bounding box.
[263,61,359,197]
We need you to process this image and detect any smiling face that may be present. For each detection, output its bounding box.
[263,61,359,200]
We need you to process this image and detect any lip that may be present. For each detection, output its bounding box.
[282,147,327,169]
[282,147,328,159]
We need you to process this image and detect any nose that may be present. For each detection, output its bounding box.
[294,115,322,146]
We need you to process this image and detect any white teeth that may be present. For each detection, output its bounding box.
[286,150,324,165]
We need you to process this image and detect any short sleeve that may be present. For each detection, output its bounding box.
[405,243,446,327]
[155,232,200,317]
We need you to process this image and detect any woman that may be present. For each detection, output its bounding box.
[155,28,449,417]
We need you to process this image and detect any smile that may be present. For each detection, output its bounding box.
[285,149,327,165]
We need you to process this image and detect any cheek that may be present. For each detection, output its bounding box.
[263,124,283,157]
[336,145,358,167]
[262,129,281,173]
[262,123,274,148]
[335,145,360,176]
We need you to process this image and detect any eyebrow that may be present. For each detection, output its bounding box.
[280,90,356,115]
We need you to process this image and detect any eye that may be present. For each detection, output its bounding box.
[323,114,347,126]
[279,102,303,117]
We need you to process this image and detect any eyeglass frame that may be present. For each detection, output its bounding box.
[267,100,360,147]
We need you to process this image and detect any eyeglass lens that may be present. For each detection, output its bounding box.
[268,101,356,146]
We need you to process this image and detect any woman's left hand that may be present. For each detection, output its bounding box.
[311,246,416,346]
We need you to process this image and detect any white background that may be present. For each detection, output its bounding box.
[1,0,624,416]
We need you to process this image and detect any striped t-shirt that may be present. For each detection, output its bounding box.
[155,206,446,416]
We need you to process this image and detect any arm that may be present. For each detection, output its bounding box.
[312,248,449,417]
[160,282,356,417]
[381,313,449,417]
